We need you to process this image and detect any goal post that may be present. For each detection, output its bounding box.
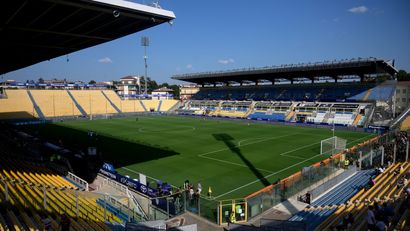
[320,136,347,155]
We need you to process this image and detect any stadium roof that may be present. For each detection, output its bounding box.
[172,58,398,85]
[1,0,175,74]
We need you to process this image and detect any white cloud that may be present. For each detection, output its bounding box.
[218,58,235,65]
[348,6,368,14]
[186,64,193,69]
[98,57,112,64]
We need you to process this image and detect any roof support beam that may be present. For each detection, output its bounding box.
[5,0,28,25]
[27,3,56,27]
[7,26,111,41]
[43,0,173,20]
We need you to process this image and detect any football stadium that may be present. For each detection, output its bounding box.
[1,1,410,231]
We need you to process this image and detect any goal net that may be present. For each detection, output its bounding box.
[320,136,347,155]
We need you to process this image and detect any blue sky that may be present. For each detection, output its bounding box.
[3,0,410,84]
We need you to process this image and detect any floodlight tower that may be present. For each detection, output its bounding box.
[141,36,149,95]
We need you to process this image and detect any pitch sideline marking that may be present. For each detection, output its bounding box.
[213,134,375,199]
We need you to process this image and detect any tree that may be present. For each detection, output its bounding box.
[38,78,45,84]
[169,84,180,98]
[89,80,96,84]
[397,70,410,81]
[156,82,180,99]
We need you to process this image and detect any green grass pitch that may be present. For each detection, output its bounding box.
[31,115,375,200]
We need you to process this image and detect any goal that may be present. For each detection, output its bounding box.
[320,136,347,155]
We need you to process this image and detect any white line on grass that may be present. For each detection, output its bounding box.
[213,134,374,199]
[198,133,299,157]
[237,137,267,147]
[199,155,274,174]
[279,142,320,159]
[196,133,300,171]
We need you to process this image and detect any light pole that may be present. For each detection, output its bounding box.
[141,36,149,96]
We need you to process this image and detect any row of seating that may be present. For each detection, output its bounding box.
[0,157,123,230]
[192,82,376,101]
[0,90,179,119]
[348,80,396,102]
[328,113,356,126]
[248,112,286,121]
[30,90,83,117]
[180,100,369,126]
[0,90,36,119]
[289,169,375,231]
[401,116,410,131]
[218,110,248,118]
[316,162,409,230]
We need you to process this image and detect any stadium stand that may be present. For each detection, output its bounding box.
[316,162,410,230]
[159,100,180,112]
[0,90,36,119]
[248,101,291,121]
[101,91,122,113]
[192,82,377,102]
[289,169,375,231]
[217,101,251,118]
[347,80,396,102]
[26,90,46,119]
[401,116,410,131]
[0,156,124,230]
[30,90,82,117]
[119,100,146,113]
[69,90,117,115]
[142,100,160,112]
[179,99,371,127]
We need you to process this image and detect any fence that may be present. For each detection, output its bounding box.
[67,171,88,191]
[245,155,342,219]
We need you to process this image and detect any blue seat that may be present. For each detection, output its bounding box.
[288,169,375,231]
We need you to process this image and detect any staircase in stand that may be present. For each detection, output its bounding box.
[157,100,162,112]
[276,89,287,100]
[26,90,45,119]
[362,89,373,101]
[101,91,122,114]
[285,111,295,121]
[139,100,147,112]
[322,112,331,124]
[353,114,362,126]
[66,90,87,117]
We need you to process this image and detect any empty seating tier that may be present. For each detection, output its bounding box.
[0,90,35,119]
[289,169,375,231]
[317,162,410,230]
[30,90,82,117]
[0,157,122,230]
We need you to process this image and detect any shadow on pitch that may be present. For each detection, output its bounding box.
[212,133,271,187]
[22,123,179,182]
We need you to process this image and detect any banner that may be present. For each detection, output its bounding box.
[100,163,158,197]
